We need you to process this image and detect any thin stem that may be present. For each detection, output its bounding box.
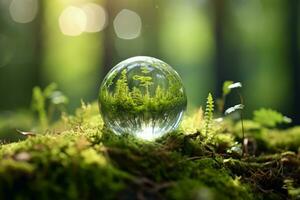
[238,91,245,156]
[221,94,226,113]
[240,110,245,156]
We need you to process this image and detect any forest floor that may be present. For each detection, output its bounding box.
[0,102,299,200]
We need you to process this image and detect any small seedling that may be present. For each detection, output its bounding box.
[225,104,244,115]
[31,83,68,129]
[16,129,36,137]
[223,81,246,156]
[217,80,234,113]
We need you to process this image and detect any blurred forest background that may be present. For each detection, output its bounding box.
[0,0,299,133]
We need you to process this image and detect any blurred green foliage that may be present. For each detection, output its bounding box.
[253,108,292,128]
[0,0,299,124]
[31,83,68,129]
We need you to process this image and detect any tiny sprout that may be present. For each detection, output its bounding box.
[31,83,69,129]
[228,82,242,89]
[225,104,245,115]
[50,91,69,105]
[218,81,242,113]
[223,81,245,156]
[16,129,36,137]
[222,81,234,96]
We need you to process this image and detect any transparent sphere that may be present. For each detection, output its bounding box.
[98,56,187,140]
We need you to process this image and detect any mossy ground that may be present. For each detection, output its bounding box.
[0,102,299,200]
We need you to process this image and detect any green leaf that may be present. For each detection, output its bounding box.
[222,81,234,96]
[225,104,244,115]
[222,81,242,97]
[228,82,242,90]
[43,82,58,98]
[49,91,69,105]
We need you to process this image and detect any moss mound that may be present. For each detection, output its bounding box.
[0,103,299,200]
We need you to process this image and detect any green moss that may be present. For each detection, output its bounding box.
[0,129,132,199]
[165,159,255,199]
[262,127,300,151]
[0,102,299,199]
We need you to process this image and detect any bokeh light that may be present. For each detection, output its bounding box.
[59,6,87,36]
[82,3,107,33]
[113,9,142,40]
[9,0,38,23]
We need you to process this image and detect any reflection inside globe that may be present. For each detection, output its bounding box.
[99,56,187,140]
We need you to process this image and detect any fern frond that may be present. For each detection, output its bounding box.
[204,93,214,137]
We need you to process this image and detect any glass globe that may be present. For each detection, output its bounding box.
[98,56,187,140]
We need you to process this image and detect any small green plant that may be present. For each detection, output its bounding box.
[31,83,68,129]
[32,86,48,129]
[253,108,291,128]
[204,93,214,137]
[283,179,300,199]
[217,80,234,113]
[222,81,245,156]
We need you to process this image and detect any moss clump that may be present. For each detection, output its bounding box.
[0,130,132,200]
[0,102,300,199]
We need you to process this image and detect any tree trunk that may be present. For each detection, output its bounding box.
[288,0,300,124]
[102,0,119,81]
[213,0,226,97]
